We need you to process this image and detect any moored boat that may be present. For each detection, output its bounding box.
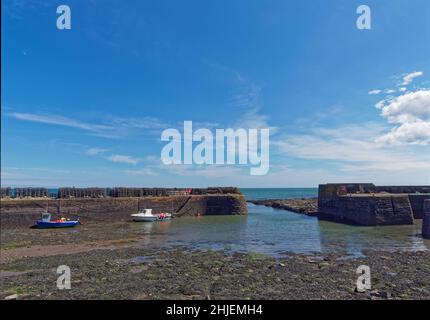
[36,213,80,229]
[131,209,157,222]
[131,209,172,222]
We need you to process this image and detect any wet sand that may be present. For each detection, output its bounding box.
[1,221,429,300]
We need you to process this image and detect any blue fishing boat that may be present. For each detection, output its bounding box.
[36,213,80,229]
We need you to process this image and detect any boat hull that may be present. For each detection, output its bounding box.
[157,215,172,221]
[36,221,80,229]
[131,213,172,222]
[132,217,158,222]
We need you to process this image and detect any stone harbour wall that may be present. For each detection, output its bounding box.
[318,183,429,226]
[0,194,247,229]
[318,194,414,226]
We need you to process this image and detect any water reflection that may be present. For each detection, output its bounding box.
[133,203,429,256]
[318,219,429,253]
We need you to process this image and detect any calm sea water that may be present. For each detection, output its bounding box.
[241,188,318,200]
[133,188,429,256]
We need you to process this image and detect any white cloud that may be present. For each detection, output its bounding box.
[368,89,382,95]
[376,121,430,145]
[379,89,430,123]
[369,88,399,95]
[375,99,387,109]
[399,87,407,92]
[399,71,423,86]
[106,155,140,165]
[274,122,430,173]
[375,89,430,145]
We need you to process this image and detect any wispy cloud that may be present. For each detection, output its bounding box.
[1,166,71,187]
[108,116,169,130]
[368,89,382,95]
[274,123,430,172]
[8,112,112,132]
[230,74,275,131]
[106,155,140,165]
[204,60,275,132]
[85,148,110,156]
[125,168,158,176]
[369,88,396,95]
[7,112,170,139]
[399,71,423,86]
[3,0,51,20]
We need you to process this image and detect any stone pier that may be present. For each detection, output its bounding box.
[318,183,430,226]
[0,191,248,229]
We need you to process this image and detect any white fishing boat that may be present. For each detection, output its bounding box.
[131,209,157,222]
[131,209,172,222]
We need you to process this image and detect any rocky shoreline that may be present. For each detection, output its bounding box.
[1,245,429,300]
[247,198,318,216]
[1,221,429,300]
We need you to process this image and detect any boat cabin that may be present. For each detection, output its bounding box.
[41,213,52,222]
[141,209,153,215]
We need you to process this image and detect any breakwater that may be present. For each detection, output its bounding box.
[247,198,318,216]
[318,184,430,226]
[0,188,247,228]
[245,185,430,227]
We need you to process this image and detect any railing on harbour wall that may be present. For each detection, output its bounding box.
[0,187,241,199]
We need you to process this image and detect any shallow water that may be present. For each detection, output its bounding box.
[133,203,429,257]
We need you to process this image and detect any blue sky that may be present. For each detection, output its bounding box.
[2,0,430,187]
